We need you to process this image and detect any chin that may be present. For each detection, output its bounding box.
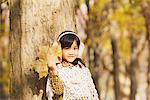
[67,58,76,62]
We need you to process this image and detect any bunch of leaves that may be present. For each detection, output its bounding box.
[33,42,62,79]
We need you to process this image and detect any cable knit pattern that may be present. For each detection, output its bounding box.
[46,64,99,100]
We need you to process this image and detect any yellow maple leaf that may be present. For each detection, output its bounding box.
[33,42,62,79]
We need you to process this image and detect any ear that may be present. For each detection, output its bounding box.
[78,42,84,58]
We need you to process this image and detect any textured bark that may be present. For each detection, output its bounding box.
[129,59,137,100]
[10,0,77,99]
[111,37,121,100]
[129,37,138,100]
[142,4,150,100]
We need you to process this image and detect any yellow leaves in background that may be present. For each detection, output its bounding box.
[128,16,146,38]
[98,33,112,50]
[110,4,146,37]
[90,0,109,14]
[110,7,131,31]
[118,36,131,61]
[33,42,62,79]
[86,32,112,51]
[91,33,111,51]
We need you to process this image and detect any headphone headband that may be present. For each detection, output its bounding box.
[57,31,79,41]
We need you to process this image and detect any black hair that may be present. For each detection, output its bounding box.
[58,31,86,67]
[59,31,80,49]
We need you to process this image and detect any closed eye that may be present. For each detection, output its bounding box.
[64,47,70,49]
[74,47,79,50]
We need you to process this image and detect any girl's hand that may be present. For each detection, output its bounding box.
[33,42,61,79]
[48,41,62,69]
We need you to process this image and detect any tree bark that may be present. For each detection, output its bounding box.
[142,3,150,100]
[129,37,138,100]
[10,0,77,99]
[111,36,121,100]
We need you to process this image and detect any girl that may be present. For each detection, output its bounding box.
[46,31,99,100]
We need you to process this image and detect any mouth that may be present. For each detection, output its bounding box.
[67,56,75,58]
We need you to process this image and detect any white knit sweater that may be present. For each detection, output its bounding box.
[46,64,99,100]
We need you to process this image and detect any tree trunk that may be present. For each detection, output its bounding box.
[111,36,121,100]
[129,37,138,100]
[129,58,137,100]
[10,0,77,99]
[142,3,150,100]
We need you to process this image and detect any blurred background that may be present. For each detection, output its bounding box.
[0,0,10,99]
[1,0,150,100]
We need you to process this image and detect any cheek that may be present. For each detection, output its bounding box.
[74,50,79,55]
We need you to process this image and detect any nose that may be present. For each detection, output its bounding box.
[68,49,74,54]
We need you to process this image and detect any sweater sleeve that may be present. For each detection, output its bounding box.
[48,69,64,95]
[46,65,64,100]
[85,68,99,100]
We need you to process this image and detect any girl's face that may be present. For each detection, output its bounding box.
[62,40,79,63]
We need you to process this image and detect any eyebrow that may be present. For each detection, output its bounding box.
[74,46,79,48]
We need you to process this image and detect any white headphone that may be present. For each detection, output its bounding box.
[57,31,84,58]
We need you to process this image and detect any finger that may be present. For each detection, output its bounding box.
[38,89,43,100]
[48,61,56,68]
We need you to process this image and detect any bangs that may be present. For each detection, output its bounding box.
[59,34,80,48]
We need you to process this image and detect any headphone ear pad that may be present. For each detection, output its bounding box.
[78,42,84,58]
